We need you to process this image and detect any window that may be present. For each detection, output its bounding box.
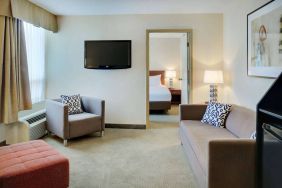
[23,22,46,103]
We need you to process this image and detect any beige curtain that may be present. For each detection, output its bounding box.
[11,0,58,32]
[0,16,32,124]
[0,0,58,32]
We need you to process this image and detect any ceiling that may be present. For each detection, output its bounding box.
[30,0,240,16]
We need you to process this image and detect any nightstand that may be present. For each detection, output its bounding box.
[169,88,181,105]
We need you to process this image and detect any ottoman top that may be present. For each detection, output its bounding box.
[0,140,68,177]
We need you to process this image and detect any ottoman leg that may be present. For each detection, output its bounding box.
[64,139,68,147]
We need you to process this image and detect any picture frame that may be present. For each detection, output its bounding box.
[247,0,282,78]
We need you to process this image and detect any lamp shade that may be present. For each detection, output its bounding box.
[203,70,224,84]
[166,70,176,78]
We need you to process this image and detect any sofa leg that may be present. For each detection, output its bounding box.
[100,131,104,137]
[63,139,68,147]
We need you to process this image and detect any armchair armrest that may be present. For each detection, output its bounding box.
[179,104,207,120]
[81,96,105,130]
[208,139,256,188]
[46,99,69,139]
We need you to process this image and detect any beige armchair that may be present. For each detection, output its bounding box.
[46,96,105,146]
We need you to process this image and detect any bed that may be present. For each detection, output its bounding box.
[149,71,172,111]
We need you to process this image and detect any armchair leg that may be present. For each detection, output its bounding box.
[63,139,68,147]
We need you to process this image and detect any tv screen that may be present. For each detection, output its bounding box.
[84,40,131,69]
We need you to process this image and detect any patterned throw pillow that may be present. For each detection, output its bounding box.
[61,94,83,115]
[201,102,232,128]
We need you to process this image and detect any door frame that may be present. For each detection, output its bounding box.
[146,29,193,128]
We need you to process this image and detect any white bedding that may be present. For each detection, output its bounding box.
[149,85,172,102]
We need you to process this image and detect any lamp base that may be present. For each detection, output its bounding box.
[169,78,173,88]
[209,84,218,103]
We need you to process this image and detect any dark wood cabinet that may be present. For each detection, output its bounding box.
[169,88,181,105]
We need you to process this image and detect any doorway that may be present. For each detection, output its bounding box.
[146,29,192,128]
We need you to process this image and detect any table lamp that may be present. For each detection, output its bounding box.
[166,70,176,88]
[203,70,223,102]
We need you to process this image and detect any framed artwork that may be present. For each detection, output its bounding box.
[247,0,282,78]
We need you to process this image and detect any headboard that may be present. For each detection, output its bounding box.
[149,70,165,85]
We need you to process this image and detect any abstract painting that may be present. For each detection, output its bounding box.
[247,0,282,78]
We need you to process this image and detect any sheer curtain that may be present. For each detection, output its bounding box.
[23,22,46,103]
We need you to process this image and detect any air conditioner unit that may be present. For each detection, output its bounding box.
[20,109,47,140]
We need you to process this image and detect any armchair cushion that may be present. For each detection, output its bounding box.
[69,112,101,138]
[61,94,83,115]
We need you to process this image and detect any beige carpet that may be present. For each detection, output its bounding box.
[44,121,196,188]
[150,105,179,123]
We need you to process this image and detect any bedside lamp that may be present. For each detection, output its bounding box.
[166,70,176,88]
[204,70,223,102]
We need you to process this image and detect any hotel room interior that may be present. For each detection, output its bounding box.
[0,0,282,188]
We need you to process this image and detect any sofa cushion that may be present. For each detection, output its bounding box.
[180,120,237,175]
[225,105,256,138]
[69,112,101,138]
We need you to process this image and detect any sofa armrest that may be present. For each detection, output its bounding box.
[208,139,256,188]
[81,96,105,130]
[46,99,69,139]
[179,104,207,120]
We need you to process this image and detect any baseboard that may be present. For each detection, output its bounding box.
[105,124,146,129]
[0,140,6,147]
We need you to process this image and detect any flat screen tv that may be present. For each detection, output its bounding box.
[84,40,131,69]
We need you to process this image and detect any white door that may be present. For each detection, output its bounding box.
[180,33,189,104]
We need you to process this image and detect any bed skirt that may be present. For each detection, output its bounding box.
[149,101,171,111]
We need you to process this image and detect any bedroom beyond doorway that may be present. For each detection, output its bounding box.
[146,30,192,125]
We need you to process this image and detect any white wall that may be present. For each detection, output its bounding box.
[149,37,182,89]
[223,0,275,110]
[46,14,223,125]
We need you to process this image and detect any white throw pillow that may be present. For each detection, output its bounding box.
[61,94,83,115]
[149,75,162,86]
[250,131,256,139]
[201,102,232,128]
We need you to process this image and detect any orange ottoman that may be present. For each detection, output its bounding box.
[0,140,69,188]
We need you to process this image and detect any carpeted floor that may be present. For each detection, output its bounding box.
[149,105,179,123]
[44,121,196,188]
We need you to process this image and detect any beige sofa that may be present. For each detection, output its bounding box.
[179,104,256,188]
